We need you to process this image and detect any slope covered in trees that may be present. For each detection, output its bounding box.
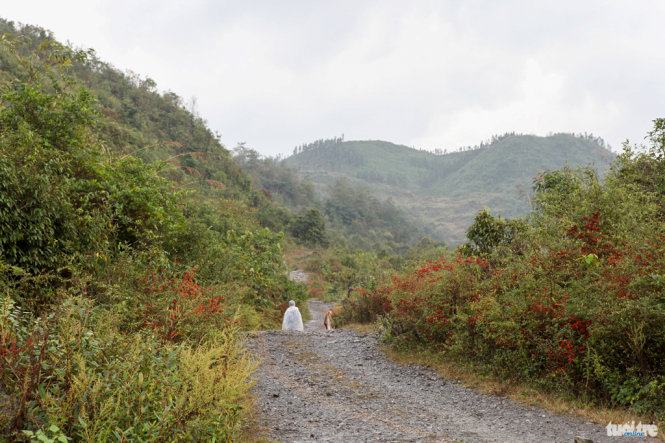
[285,135,615,243]
[339,120,665,422]
[234,145,432,253]
[0,19,305,440]
[1,15,659,441]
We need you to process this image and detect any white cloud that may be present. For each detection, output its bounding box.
[3,0,664,155]
[415,59,624,149]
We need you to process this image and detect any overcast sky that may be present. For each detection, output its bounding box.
[4,1,664,156]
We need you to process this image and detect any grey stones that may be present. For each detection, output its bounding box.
[246,301,623,442]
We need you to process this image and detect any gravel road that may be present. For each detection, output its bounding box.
[247,301,651,442]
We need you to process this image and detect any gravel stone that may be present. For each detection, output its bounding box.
[246,301,651,442]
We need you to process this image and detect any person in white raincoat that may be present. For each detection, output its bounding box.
[282,300,304,331]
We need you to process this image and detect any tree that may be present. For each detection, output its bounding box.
[289,208,328,246]
[613,118,665,211]
[462,209,523,256]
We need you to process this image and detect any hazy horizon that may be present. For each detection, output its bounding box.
[4,1,664,156]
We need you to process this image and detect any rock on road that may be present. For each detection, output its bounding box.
[247,301,645,442]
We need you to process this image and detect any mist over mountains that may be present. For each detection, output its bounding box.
[285,133,615,243]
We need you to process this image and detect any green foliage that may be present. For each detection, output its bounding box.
[1,295,254,441]
[304,248,397,301]
[0,75,103,274]
[285,135,615,243]
[323,179,427,252]
[99,156,184,247]
[341,120,665,420]
[612,118,665,213]
[235,146,427,253]
[289,208,328,247]
[22,425,70,443]
[462,209,525,256]
[234,144,316,209]
[256,204,293,232]
[0,20,303,440]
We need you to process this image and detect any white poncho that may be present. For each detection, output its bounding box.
[282,300,304,331]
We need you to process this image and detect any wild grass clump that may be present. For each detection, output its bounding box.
[1,295,255,441]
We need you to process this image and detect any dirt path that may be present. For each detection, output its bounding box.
[247,301,642,442]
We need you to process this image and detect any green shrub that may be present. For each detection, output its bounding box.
[289,208,328,246]
[0,295,254,441]
[0,25,306,441]
[342,121,665,420]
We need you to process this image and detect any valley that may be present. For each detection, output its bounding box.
[1,13,663,443]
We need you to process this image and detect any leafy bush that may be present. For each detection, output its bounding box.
[461,209,526,257]
[289,208,328,247]
[0,80,103,275]
[0,295,254,441]
[341,121,665,420]
[0,23,304,440]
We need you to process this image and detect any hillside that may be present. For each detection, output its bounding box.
[285,135,615,243]
[339,120,665,425]
[233,145,432,253]
[0,21,438,439]
[1,14,663,442]
[0,19,307,440]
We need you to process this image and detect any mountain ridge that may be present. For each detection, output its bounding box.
[284,134,615,243]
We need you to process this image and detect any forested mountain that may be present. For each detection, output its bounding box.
[285,135,615,243]
[0,19,305,440]
[234,145,432,253]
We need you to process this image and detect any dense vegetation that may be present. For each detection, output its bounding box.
[285,135,615,243]
[2,16,661,441]
[0,20,305,441]
[340,120,665,422]
[234,145,431,253]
